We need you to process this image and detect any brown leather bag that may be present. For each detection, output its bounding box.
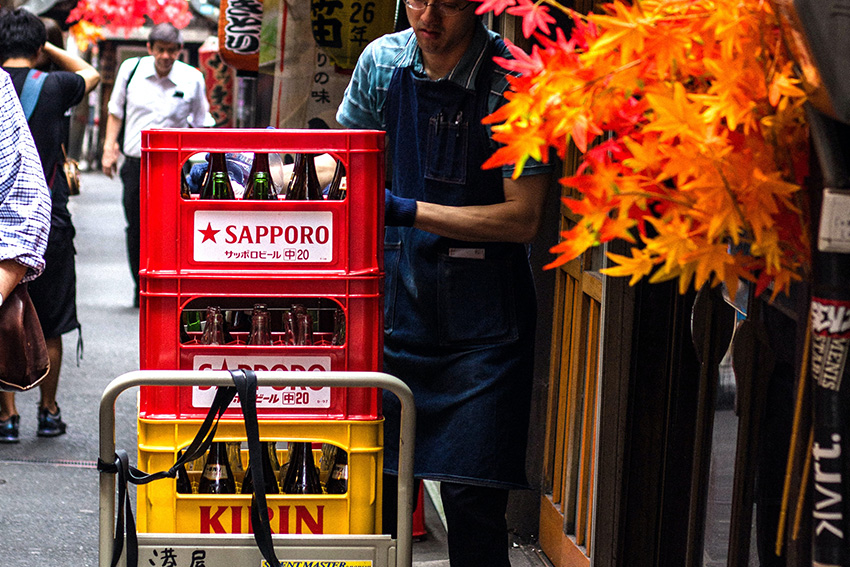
[61,144,81,196]
[0,283,49,391]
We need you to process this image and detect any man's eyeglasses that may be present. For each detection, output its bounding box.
[403,0,473,17]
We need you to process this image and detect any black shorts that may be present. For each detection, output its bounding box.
[28,224,80,338]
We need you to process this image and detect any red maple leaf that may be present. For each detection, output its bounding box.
[507,0,557,38]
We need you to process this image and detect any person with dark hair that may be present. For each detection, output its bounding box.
[0,8,99,442]
[101,22,209,307]
[36,17,64,71]
[337,2,552,565]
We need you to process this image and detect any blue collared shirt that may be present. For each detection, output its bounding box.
[337,21,551,178]
[0,70,51,281]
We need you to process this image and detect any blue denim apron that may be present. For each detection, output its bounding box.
[381,43,536,489]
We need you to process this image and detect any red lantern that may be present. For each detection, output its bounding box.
[218,0,264,72]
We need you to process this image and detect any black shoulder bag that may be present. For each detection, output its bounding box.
[97,369,280,567]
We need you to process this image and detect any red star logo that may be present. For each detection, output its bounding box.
[199,222,220,243]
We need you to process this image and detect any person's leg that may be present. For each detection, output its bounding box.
[38,336,62,413]
[36,335,66,437]
[440,481,511,567]
[120,157,141,303]
[0,391,17,420]
[0,391,19,442]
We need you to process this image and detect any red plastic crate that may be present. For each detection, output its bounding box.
[140,128,385,277]
[138,273,383,420]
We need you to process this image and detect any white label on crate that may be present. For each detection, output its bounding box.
[191,355,331,408]
[193,210,333,263]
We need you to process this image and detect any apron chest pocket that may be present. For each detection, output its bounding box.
[425,113,468,185]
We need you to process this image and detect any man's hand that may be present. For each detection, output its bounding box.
[101,142,119,178]
[101,113,123,178]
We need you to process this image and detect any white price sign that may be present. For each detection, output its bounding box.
[191,354,332,408]
[193,210,333,263]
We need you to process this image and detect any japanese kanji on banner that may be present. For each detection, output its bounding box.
[310,0,398,70]
[260,1,397,129]
[219,0,263,72]
[199,36,236,127]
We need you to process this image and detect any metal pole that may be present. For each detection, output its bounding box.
[99,370,415,567]
[805,104,850,567]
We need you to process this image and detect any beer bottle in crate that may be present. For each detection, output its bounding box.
[248,304,272,345]
[325,449,348,494]
[244,153,277,200]
[326,159,346,200]
[226,442,245,488]
[305,154,323,200]
[201,306,227,345]
[175,450,194,494]
[285,154,307,200]
[200,153,235,200]
[198,442,236,494]
[278,309,296,345]
[281,442,322,494]
[295,311,314,346]
[241,441,280,494]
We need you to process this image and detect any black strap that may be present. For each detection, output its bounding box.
[97,383,237,567]
[117,57,141,154]
[232,369,279,567]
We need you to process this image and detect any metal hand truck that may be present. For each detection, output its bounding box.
[99,370,415,567]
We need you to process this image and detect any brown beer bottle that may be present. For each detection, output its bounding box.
[241,441,280,494]
[295,312,314,346]
[201,306,227,345]
[244,153,277,200]
[197,442,236,494]
[326,159,346,200]
[285,154,307,200]
[324,448,348,494]
[200,153,235,200]
[305,154,323,200]
[248,304,273,345]
[281,442,322,494]
[175,450,193,494]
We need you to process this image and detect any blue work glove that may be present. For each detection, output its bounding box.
[186,162,207,193]
[184,153,252,193]
[384,189,417,227]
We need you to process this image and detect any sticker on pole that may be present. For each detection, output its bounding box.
[192,354,331,408]
[819,189,850,253]
[194,210,333,263]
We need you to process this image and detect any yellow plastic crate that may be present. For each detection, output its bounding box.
[136,418,383,536]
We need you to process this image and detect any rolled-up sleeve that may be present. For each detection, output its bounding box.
[337,41,385,130]
[0,71,51,281]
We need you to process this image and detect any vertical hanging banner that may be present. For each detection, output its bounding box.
[218,0,263,72]
[310,0,396,70]
[199,37,236,127]
[262,1,396,129]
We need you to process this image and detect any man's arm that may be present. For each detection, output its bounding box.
[41,42,100,94]
[412,173,550,243]
[0,260,28,304]
[101,113,122,178]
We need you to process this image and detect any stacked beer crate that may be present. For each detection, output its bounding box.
[136,128,385,536]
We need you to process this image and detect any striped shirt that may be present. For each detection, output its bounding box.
[337,20,550,178]
[0,69,51,281]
